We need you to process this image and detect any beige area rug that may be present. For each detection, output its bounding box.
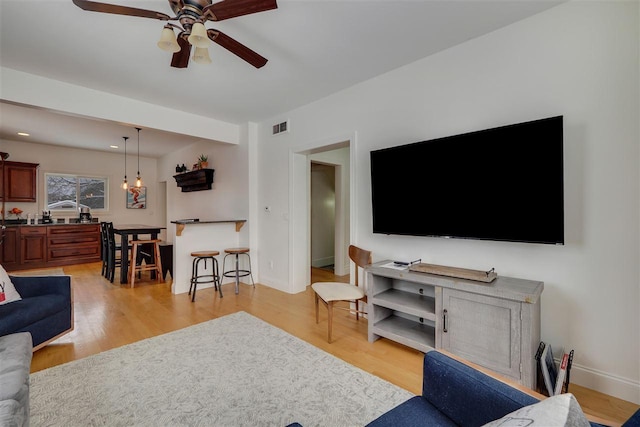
[9,268,65,276]
[30,311,413,427]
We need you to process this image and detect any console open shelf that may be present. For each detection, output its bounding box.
[173,169,215,192]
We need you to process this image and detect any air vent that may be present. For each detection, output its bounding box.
[272,119,290,136]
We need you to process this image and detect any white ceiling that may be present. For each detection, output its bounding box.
[0,0,563,158]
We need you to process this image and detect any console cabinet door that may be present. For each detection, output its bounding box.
[441,288,522,381]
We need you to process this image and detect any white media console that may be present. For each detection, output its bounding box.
[366,261,543,389]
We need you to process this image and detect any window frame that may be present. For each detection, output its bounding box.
[44,172,110,212]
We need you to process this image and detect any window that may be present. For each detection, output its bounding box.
[45,173,108,211]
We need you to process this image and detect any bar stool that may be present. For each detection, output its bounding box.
[189,251,222,301]
[222,247,254,295]
[128,239,163,288]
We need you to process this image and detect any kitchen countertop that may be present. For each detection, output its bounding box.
[170,219,246,236]
[170,219,246,224]
[2,220,99,227]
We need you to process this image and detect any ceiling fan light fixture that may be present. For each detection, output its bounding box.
[187,22,209,48]
[193,47,212,64]
[157,25,181,53]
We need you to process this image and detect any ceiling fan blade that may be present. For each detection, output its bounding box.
[207,29,268,68]
[171,36,191,68]
[72,0,171,21]
[203,0,277,22]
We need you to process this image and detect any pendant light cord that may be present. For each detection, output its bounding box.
[135,127,142,187]
[122,136,129,189]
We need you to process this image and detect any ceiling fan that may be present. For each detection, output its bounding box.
[72,0,277,68]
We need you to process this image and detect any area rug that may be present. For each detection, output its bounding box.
[30,311,413,426]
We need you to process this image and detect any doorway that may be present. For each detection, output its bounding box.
[310,162,336,272]
[289,134,354,293]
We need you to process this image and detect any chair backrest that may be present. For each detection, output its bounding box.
[100,222,109,259]
[104,222,117,252]
[348,245,372,287]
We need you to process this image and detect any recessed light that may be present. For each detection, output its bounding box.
[17,132,30,137]
[110,145,119,149]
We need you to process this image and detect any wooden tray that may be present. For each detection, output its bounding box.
[408,263,497,283]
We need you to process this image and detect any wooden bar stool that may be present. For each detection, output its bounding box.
[189,251,222,301]
[222,247,254,295]
[128,239,163,288]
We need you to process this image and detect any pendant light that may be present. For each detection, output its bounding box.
[122,136,129,190]
[135,127,143,188]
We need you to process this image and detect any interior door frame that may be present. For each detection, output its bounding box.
[289,132,356,293]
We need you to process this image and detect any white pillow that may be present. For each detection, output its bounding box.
[482,393,590,427]
[0,264,22,305]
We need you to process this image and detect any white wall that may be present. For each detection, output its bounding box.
[0,139,160,225]
[255,1,639,403]
[158,124,251,249]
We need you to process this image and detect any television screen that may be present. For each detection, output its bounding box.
[370,116,564,244]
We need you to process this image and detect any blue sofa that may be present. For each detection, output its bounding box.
[367,350,640,427]
[0,275,73,351]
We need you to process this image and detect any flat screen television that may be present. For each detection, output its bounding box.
[370,115,564,245]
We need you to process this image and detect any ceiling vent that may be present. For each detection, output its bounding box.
[272,119,290,136]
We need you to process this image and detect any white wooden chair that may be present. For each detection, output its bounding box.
[311,245,372,343]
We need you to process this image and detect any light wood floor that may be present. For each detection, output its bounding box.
[29,262,638,425]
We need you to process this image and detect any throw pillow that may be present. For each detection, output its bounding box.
[482,393,590,427]
[0,264,21,305]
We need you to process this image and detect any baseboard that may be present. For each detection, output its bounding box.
[260,276,298,294]
[311,257,334,269]
[571,362,640,405]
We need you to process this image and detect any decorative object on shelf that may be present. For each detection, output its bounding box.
[126,186,146,209]
[198,154,209,169]
[409,263,498,283]
[175,164,181,173]
[72,0,277,69]
[173,169,215,192]
[121,136,129,190]
[181,164,187,172]
[9,207,23,219]
[135,127,143,188]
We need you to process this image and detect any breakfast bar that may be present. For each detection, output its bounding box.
[170,219,247,295]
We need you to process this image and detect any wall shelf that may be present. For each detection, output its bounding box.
[173,168,215,192]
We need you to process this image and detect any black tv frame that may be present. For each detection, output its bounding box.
[370,116,564,245]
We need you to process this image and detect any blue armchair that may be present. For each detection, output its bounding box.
[0,275,73,351]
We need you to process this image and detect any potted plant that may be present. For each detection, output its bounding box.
[198,154,209,169]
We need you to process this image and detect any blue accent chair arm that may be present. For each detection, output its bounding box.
[10,275,71,299]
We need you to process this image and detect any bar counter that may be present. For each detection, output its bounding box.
[170,219,247,295]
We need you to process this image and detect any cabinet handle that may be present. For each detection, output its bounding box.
[443,309,448,333]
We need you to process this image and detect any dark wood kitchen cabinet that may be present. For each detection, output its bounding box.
[20,226,47,265]
[0,227,20,270]
[0,161,39,202]
[47,224,101,265]
[1,224,100,271]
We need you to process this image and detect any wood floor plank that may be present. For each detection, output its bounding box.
[27,262,638,424]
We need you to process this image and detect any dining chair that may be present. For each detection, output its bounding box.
[104,222,124,283]
[100,222,109,278]
[311,245,372,343]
